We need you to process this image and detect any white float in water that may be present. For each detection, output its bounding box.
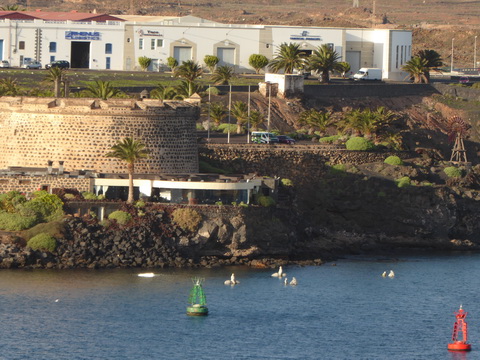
[138,273,155,278]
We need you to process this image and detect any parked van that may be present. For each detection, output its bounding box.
[251,131,279,144]
[352,68,382,81]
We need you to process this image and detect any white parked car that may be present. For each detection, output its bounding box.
[22,60,41,69]
[0,60,10,68]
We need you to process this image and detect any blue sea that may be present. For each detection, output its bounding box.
[1,253,479,359]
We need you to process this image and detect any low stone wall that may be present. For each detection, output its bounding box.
[0,175,92,194]
[199,144,415,182]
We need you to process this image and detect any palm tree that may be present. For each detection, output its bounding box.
[0,77,21,96]
[209,102,227,126]
[44,67,67,97]
[268,42,307,74]
[249,54,269,74]
[231,101,249,134]
[402,57,428,84]
[298,109,332,135]
[307,44,342,83]
[211,65,235,85]
[337,61,351,78]
[175,80,204,98]
[85,80,121,100]
[105,137,149,204]
[174,60,203,82]
[249,110,265,131]
[341,107,397,139]
[1,4,26,10]
[416,49,443,83]
[150,84,181,100]
[167,57,178,72]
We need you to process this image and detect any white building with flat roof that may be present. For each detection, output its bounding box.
[0,11,411,80]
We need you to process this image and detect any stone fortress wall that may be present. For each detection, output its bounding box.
[0,97,200,174]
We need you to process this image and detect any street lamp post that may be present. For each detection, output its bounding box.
[267,82,271,144]
[475,36,478,69]
[451,38,455,73]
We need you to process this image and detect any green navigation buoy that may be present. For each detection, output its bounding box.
[186,277,208,316]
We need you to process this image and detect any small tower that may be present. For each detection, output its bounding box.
[447,305,471,351]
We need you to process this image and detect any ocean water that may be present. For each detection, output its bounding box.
[0,253,480,360]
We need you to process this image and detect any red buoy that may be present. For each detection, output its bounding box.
[448,305,472,352]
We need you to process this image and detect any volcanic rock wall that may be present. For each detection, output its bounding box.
[0,97,200,174]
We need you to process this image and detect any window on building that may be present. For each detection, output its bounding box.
[105,43,112,54]
[400,46,404,65]
[151,39,156,50]
[106,57,111,70]
[156,39,163,48]
[139,38,144,50]
[19,41,25,50]
[49,42,56,53]
[50,56,55,62]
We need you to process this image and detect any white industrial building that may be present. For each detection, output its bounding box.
[0,10,411,80]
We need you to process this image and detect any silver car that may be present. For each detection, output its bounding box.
[22,61,41,69]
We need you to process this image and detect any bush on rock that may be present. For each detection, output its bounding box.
[172,208,202,232]
[345,137,375,151]
[108,210,132,225]
[27,233,57,252]
[384,155,403,166]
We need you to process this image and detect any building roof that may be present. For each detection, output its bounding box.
[0,10,124,22]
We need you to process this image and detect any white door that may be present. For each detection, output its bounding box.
[217,47,235,66]
[174,47,192,64]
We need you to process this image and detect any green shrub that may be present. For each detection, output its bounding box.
[215,201,223,206]
[23,220,65,241]
[330,164,346,174]
[135,200,146,208]
[345,137,375,151]
[422,181,433,186]
[64,193,76,200]
[0,211,38,230]
[27,233,57,252]
[319,135,341,144]
[0,191,27,213]
[239,201,248,207]
[97,194,106,200]
[257,195,276,207]
[444,166,463,178]
[108,210,132,225]
[384,155,404,166]
[205,86,220,95]
[22,191,64,222]
[82,191,98,200]
[217,123,237,133]
[172,208,202,232]
[395,176,411,188]
[281,178,294,187]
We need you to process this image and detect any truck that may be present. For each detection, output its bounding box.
[352,68,382,81]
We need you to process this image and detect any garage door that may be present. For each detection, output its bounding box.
[217,47,235,66]
[174,47,192,64]
[346,51,361,74]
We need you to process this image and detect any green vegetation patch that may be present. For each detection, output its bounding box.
[319,135,341,144]
[395,176,411,188]
[27,233,57,252]
[384,155,404,166]
[444,166,463,178]
[345,137,375,151]
[22,220,65,241]
[108,210,132,225]
[172,208,202,232]
[281,178,294,187]
[257,195,276,207]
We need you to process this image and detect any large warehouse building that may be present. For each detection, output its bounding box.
[0,10,411,80]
